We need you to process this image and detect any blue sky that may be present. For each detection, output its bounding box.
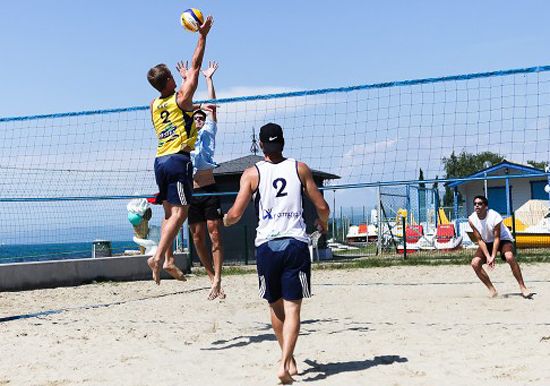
[2,1,550,244]
[2,0,550,117]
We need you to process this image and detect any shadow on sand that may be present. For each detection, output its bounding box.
[300,355,408,382]
[201,332,280,350]
[501,292,536,299]
[201,318,362,351]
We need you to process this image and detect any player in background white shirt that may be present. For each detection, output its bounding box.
[223,123,330,385]
[468,195,533,298]
[177,60,225,300]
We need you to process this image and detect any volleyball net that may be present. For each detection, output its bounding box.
[1,66,550,259]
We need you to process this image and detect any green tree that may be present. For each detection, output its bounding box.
[418,168,425,189]
[526,160,549,170]
[441,151,504,206]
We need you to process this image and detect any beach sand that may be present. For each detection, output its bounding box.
[1,263,549,385]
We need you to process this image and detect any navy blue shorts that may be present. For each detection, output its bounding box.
[154,153,193,206]
[256,238,311,304]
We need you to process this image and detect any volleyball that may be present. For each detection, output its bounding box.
[180,8,204,32]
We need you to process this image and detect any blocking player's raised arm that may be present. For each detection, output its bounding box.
[202,61,218,122]
[175,60,203,111]
[176,60,189,81]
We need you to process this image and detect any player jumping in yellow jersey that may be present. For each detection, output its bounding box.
[146,15,213,285]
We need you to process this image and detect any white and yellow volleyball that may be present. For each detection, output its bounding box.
[180,8,204,32]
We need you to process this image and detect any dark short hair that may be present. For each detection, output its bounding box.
[192,110,207,119]
[147,64,172,92]
[473,195,488,206]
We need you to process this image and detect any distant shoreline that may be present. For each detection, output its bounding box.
[0,241,135,264]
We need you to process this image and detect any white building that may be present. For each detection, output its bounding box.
[447,160,549,216]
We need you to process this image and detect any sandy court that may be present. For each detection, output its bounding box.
[1,263,549,385]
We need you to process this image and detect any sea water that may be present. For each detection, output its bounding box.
[0,241,136,264]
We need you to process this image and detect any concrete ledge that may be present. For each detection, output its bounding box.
[0,253,190,292]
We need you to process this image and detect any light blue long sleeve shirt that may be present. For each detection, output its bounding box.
[191,119,218,175]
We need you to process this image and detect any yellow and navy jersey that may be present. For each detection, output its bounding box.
[151,93,197,157]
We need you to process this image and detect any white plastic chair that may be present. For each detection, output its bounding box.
[309,231,322,262]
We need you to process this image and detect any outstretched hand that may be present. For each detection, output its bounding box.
[198,16,213,36]
[176,60,189,80]
[200,103,218,114]
[202,61,218,79]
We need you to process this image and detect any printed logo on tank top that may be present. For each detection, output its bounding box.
[262,208,301,220]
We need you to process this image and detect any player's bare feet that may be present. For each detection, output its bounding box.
[277,366,294,385]
[520,287,535,299]
[208,280,222,300]
[147,257,161,285]
[488,288,498,298]
[288,356,298,376]
[163,264,187,281]
[218,287,226,300]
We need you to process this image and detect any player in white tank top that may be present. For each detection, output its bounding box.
[254,158,309,246]
[223,123,330,384]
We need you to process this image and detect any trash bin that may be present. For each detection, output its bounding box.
[92,240,112,258]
